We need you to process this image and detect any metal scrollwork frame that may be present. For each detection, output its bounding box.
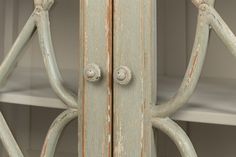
[151,0,236,156]
[0,0,78,156]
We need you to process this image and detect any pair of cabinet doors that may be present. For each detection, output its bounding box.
[0,0,157,156]
[78,0,157,156]
[3,0,223,156]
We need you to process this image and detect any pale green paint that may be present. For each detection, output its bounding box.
[78,0,112,156]
[152,117,197,157]
[2,0,236,156]
[113,0,157,156]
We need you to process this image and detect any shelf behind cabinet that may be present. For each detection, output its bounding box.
[0,67,78,109]
[158,76,236,126]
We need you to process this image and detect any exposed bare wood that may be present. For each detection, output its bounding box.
[113,0,156,156]
[78,0,113,156]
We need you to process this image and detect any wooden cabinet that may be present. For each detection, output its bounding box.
[1,0,236,157]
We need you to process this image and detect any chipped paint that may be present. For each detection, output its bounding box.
[78,0,113,156]
[115,120,124,156]
[151,0,216,118]
[188,44,200,80]
[105,0,113,157]
[41,110,77,157]
[113,0,156,156]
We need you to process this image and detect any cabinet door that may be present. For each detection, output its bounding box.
[113,0,157,156]
[78,0,113,157]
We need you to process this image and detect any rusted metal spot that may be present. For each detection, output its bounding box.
[188,50,199,79]
[186,43,201,88]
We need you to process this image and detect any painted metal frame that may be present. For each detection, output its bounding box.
[0,0,78,156]
[153,0,236,156]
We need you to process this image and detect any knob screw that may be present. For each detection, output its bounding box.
[114,66,132,85]
[84,64,102,82]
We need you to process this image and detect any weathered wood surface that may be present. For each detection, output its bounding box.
[113,0,157,156]
[4,0,236,156]
[78,0,112,156]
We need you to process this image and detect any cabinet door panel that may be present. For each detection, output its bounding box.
[78,0,113,157]
[113,0,157,156]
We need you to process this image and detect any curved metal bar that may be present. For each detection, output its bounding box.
[151,6,211,117]
[0,3,78,109]
[152,117,197,157]
[40,109,78,157]
[36,10,78,108]
[0,112,24,157]
[0,14,36,87]
[208,5,236,57]
[34,0,54,10]
[191,0,215,7]
[42,0,54,10]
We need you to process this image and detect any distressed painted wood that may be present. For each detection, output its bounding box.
[4,0,236,156]
[78,0,112,156]
[113,0,157,156]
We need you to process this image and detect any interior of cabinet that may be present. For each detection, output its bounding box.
[157,0,236,156]
[0,0,78,156]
